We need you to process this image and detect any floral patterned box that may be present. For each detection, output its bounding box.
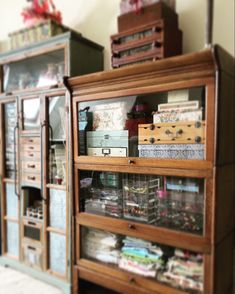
[138,144,204,160]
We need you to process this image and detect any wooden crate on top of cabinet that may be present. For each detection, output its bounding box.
[69,45,235,294]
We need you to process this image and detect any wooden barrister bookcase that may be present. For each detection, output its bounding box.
[69,45,235,294]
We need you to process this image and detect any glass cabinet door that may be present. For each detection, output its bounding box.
[79,170,205,235]
[45,94,68,278]
[76,86,206,160]
[22,97,40,131]
[3,49,65,92]
[4,183,19,258]
[81,226,204,293]
[48,95,66,185]
[3,102,17,179]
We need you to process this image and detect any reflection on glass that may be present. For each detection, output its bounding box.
[78,87,205,159]
[23,98,40,130]
[81,227,204,293]
[80,171,204,235]
[7,221,19,258]
[48,96,66,185]
[49,232,66,276]
[3,49,64,92]
[6,183,18,218]
[4,103,16,179]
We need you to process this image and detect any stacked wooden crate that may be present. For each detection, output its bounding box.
[111,1,182,68]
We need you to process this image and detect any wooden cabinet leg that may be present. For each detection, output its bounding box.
[72,266,79,294]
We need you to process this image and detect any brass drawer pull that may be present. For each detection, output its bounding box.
[29,153,34,157]
[28,221,36,226]
[28,176,36,180]
[129,278,136,284]
[29,146,34,150]
[27,164,36,168]
[128,160,135,165]
[128,224,136,230]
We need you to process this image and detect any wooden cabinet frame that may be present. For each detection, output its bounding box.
[69,46,235,294]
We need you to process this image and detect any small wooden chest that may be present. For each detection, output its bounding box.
[117,2,178,32]
[138,121,205,145]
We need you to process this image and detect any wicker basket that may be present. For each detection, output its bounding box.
[9,19,68,50]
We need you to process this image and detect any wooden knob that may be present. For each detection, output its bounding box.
[176,129,183,135]
[195,136,202,143]
[149,124,155,131]
[149,137,155,144]
[128,160,135,165]
[195,121,201,128]
[128,224,136,230]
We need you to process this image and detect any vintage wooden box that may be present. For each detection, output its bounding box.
[118,2,178,32]
[111,19,182,68]
[138,121,205,145]
[9,19,69,50]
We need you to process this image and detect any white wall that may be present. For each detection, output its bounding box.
[0,0,234,69]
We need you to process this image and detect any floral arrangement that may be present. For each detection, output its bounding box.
[21,0,62,27]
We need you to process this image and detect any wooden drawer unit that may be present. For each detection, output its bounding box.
[22,218,43,245]
[22,161,41,173]
[21,136,40,145]
[111,19,182,68]
[22,173,41,186]
[22,241,43,270]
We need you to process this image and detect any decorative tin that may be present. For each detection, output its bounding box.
[138,144,204,160]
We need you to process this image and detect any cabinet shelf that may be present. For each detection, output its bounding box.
[75,156,213,173]
[76,213,210,253]
[78,258,192,294]
[46,183,66,190]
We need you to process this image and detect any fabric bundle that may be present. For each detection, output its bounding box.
[118,237,164,277]
[82,228,122,265]
[158,249,203,292]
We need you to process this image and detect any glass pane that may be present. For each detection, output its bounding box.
[6,183,18,218]
[48,96,66,185]
[4,102,16,179]
[3,49,64,92]
[81,227,204,293]
[6,221,19,257]
[22,98,40,130]
[49,232,66,276]
[80,171,204,235]
[49,189,66,230]
[78,87,205,159]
